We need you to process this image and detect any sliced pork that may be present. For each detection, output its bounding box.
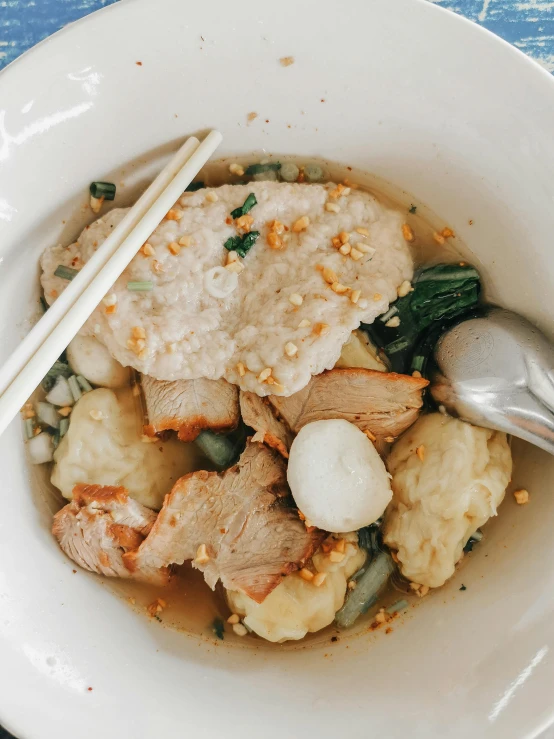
[52,483,170,585]
[268,368,429,443]
[239,391,294,458]
[142,375,239,441]
[124,442,324,602]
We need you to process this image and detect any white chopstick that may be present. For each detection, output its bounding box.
[0,135,202,396]
[0,129,223,437]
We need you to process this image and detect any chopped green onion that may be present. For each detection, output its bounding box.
[304,164,324,182]
[36,401,60,430]
[24,418,35,440]
[386,599,409,615]
[279,162,300,182]
[379,305,399,324]
[41,359,72,392]
[28,432,54,464]
[52,431,61,449]
[409,204,417,214]
[127,281,153,292]
[380,334,413,355]
[59,418,70,437]
[245,162,281,176]
[230,193,257,219]
[212,617,225,640]
[335,550,395,629]
[224,236,242,252]
[89,181,116,200]
[223,231,260,258]
[54,265,79,281]
[236,231,259,258]
[45,375,74,406]
[76,375,93,393]
[67,375,82,403]
[185,181,204,192]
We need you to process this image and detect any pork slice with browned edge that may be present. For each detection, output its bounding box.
[239,391,294,458]
[268,368,429,443]
[52,483,170,585]
[124,442,324,602]
[142,375,239,441]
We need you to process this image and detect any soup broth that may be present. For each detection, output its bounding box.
[36,154,470,648]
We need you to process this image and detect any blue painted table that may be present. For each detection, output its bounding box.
[441,0,554,70]
[2,0,554,72]
[1,1,554,738]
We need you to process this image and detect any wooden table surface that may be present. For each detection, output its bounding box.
[1,0,554,737]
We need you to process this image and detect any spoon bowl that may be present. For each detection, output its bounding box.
[430,307,554,454]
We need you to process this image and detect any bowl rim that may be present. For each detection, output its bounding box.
[2,0,554,89]
[2,1,554,738]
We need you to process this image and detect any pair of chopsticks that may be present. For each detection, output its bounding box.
[0,130,223,437]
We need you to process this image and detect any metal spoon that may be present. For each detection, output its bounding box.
[429,307,554,455]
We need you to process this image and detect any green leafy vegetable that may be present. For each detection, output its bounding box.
[54,265,79,281]
[244,162,281,176]
[364,263,481,373]
[212,617,225,640]
[230,193,257,219]
[186,181,205,192]
[89,181,116,200]
[409,321,451,377]
[409,204,417,214]
[356,524,381,554]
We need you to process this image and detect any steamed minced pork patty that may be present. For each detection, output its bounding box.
[383,414,512,588]
[41,182,412,397]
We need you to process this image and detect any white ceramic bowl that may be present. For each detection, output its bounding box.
[2,1,554,737]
